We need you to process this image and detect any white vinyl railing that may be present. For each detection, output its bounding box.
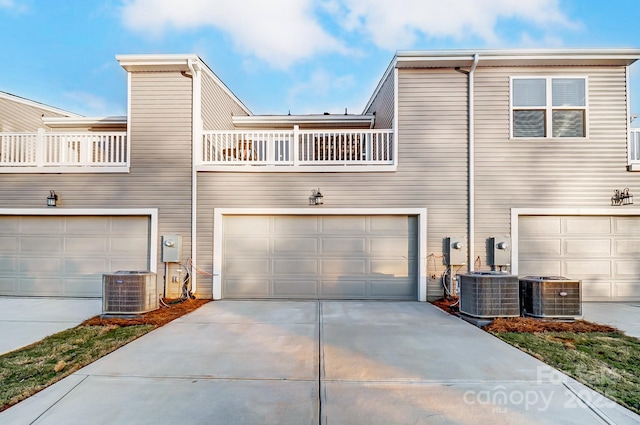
[629,128,640,165]
[0,130,128,172]
[201,127,394,170]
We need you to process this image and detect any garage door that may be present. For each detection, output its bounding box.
[0,215,151,297]
[519,215,640,301]
[222,215,418,299]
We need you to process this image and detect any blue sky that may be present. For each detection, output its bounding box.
[2,0,640,121]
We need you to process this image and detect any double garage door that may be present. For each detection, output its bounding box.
[222,215,418,300]
[519,215,640,301]
[0,215,151,298]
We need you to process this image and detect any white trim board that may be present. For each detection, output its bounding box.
[213,207,428,301]
[510,207,640,275]
[0,208,159,273]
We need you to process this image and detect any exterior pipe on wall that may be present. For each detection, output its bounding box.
[187,58,202,296]
[468,54,479,271]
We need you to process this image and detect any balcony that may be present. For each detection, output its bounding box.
[199,128,395,172]
[0,130,128,173]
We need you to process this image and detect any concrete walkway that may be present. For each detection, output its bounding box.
[0,297,102,355]
[1,301,639,424]
[582,302,640,339]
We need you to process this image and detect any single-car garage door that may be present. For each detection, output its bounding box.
[519,215,640,301]
[0,215,151,297]
[222,215,418,299]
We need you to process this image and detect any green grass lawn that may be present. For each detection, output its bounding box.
[492,331,640,415]
[0,324,154,411]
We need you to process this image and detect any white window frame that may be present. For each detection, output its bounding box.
[510,76,589,139]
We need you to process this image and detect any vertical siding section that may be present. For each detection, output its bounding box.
[201,70,249,130]
[0,96,67,131]
[365,70,395,129]
[474,66,631,268]
[195,68,469,299]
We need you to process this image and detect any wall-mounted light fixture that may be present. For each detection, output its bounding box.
[611,188,633,206]
[309,188,323,205]
[47,190,58,207]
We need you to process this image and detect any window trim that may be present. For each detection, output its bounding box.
[510,76,589,139]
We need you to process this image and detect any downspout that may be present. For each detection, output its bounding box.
[456,54,479,271]
[468,54,479,272]
[187,59,202,295]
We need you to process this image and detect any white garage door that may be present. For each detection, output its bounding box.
[222,215,418,300]
[0,215,151,297]
[519,215,640,301]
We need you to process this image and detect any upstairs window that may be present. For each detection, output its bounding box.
[511,77,587,138]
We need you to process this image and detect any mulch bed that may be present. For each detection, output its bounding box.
[430,296,618,333]
[82,298,211,327]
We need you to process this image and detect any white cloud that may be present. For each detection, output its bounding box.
[0,0,27,12]
[330,0,577,49]
[287,68,356,113]
[120,0,349,68]
[62,91,124,116]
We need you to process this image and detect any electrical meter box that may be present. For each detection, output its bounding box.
[161,234,182,263]
[445,236,466,266]
[489,237,511,266]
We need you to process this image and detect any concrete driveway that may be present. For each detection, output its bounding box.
[0,297,102,355]
[1,301,639,424]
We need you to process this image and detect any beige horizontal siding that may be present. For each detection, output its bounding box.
[201,71,249,130]
[474,66,632,270]
[0,96,67,132]
[366,70,394,129]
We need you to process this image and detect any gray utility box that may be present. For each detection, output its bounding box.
[519,276,581,319]
[459,271,520,318]
[103,271,158,314]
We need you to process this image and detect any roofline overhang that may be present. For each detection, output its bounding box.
[42,115,127,128]
[0,91,82,118]
[364,48,640,113]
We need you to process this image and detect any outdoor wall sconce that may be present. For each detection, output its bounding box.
[309,188,324,205]
[46,190,58,207]
[611,188,633,206]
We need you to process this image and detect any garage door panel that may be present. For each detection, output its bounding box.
[321,280,366,297]
[616,282,640,298]
[226,237,270,254]
[65,237,108,254]
[273,258,318,274]
[0,236,18,252]
[614,240,640,255]
[274,237,318,254]
[21,217,64,233]
[582,281,612,299]
[274,216,318,233]
[614,217,640,234]
[615,261,640,276]
[21,257,63,274]
[223,215,418,300]
[565,260,611,276]
[520,217,561,234]
[110,257,148,272]
[370,280,415,297]
[64,279,103,297]
[65,258,108,275]
[273,279,318,297]
[21,237,62,253]
[321,259,366,275]
[322,237,366,255]
[19,278,64,296]
[565,239,611,255]
[225,216,271,235]
[223,278,270,297]
[519,260,562,277]
[0,216,19,232]
[519,239,561,255]
[66,217,109,233]
[0,278,16,293]
[321,216,366,232]
[111,236,148,254]
[564,217,610,234]
[226,258,270,274]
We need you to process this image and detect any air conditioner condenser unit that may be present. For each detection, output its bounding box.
[102,271,158,314]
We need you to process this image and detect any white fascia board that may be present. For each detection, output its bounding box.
[42,116,127,128]
[232,114,374,128]
[0,91,81,118]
